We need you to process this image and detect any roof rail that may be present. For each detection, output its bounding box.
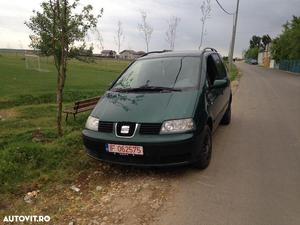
[202,47,218,53]
[141,50,172,57]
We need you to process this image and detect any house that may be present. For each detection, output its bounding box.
[119,50,145,60]
[101,50,116,58]
[119,50,136,60]
[258,44,271,68]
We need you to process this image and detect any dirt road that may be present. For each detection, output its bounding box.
[154,63,300,225]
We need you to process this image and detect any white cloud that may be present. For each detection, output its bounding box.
[0,0,299,57]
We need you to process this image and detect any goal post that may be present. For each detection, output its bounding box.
[25,54,41,71]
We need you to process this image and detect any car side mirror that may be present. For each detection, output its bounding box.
[211,79,229,89]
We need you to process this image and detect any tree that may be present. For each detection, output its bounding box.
[271,16,300,62]
[114,20,125,54]
[165,16,180,50]
[199,0,211,50]
[270,37,282,62]
[244,47,259,59]
[69,43,94,62]
[138,11,153,52]
[26,0,102,136]
[244,34,271,59]
[249,35,262,49]
[261,34,272,50]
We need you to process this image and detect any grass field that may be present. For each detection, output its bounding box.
[0,53,130,197]
[0,52,238,198]
[0,53,129,108]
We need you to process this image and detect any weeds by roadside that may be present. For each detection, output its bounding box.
[227,63,239,81]
[0,104,91,195]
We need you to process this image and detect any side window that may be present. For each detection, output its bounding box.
[212,54,227,79]
[206,55,217,86]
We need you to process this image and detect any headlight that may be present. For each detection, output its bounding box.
[160,118,194,134]
[85,116,99,131]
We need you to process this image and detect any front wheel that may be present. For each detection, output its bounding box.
[192,125,212,170]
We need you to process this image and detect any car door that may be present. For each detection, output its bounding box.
[211,53,231,124]
[205,54,222,130]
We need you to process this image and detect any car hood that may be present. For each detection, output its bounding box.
[91,90,199,123]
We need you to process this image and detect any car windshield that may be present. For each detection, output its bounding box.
[111,57,201,91]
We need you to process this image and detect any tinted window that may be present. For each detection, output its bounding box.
[112,57,201,89]
[206,55,217,86]
[212,54,227,79]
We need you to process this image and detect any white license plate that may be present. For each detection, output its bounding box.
[105,144,144,155]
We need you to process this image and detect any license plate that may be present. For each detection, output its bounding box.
[105,144,144,156]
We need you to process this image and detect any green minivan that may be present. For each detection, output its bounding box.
[82,48,232,169]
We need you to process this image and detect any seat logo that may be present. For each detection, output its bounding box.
[121,125,130,134]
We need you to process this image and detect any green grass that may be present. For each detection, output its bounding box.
[0,53,129,108]
[0,53,130,195]
[227,63,239,81]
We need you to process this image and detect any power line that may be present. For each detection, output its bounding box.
[215,0,234,15]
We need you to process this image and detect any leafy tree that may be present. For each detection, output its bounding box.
[249,35,261,49]
[271,16,300,62]
[244,47,259,59]
[69,43,94,62]
[26,0,102,136]
[244,34,271,59]
[261,34,272,50]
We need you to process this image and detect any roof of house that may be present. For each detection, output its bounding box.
[101,50,116,54]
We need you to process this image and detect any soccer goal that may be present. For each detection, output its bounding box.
[25,54,41,71]
[24,53,50,72]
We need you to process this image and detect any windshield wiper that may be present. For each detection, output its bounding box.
[112,86,182,93]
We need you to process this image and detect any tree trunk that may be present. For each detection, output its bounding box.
[56,63,67,137]
[56,74,63,137]
[56,0,67,137]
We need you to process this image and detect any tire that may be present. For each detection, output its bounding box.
[220,103,231,125]
[193,125,212,170]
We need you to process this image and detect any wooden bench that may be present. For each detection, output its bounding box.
[63,96,101,121]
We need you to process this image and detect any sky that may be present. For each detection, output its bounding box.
[0,0,299,57]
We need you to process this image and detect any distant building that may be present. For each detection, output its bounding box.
[119,50,145,60]
[101,50,116,58]
[119,50,136,60]
[258,44,272,68]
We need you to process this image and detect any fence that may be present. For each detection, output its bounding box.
[279,60,300,73]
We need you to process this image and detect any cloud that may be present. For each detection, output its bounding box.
[0,0,299,57]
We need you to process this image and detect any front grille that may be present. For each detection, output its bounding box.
[98,122,162,135]
[98,121,114,133]
[139,123,162,135]
[116,122,137,137]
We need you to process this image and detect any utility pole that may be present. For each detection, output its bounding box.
[228,0,240,70]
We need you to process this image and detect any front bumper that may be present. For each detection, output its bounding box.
[82,129,200,167]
